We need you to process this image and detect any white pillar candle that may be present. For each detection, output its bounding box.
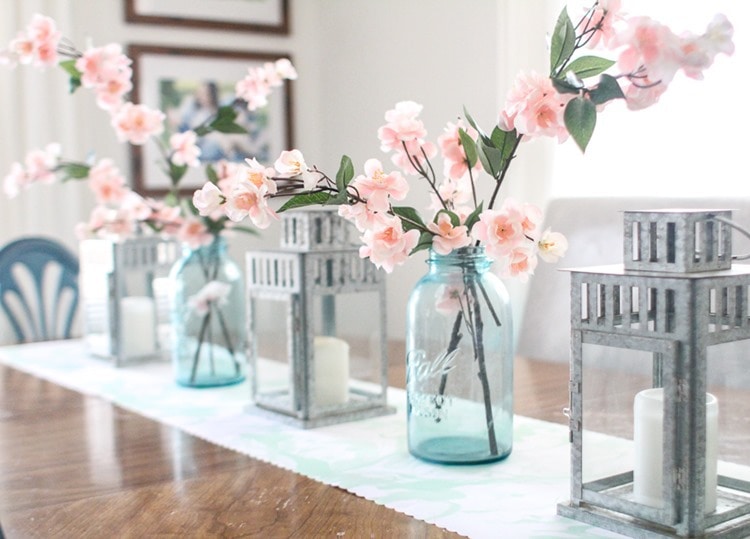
[313,336,350,406]
[633,387,718,512]
[119,296,157,358]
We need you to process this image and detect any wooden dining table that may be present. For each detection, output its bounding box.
[0,343,747,538]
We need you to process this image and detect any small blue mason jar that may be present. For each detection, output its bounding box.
[406,246,513,464]
[169,235,246,387]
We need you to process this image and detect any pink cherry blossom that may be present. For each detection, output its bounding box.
[9,32,35,65]
[188,280,231,315]
[438,120,481,180]
[235,58,296,112]
[111,102,165,145]
[274,58,298,81]
[622,76,668,110]
[3,163,28,198]
[242,157,278,195]
[24,143,61,184]
[148,200,182,235]
[177,217,214,249]
[537,228,569,263]
[338,202,390,233]
[170,130,202,167]
[193,182,225,217]
[75,43,132,110]
[501,71,571,142]
[94,74,133,111]
[616,16,682,86]
[224,182,277,229]
[120,191,152,222]
[358,215,420,273]
[378,101,438,175]
[585,0,623,50]
[502,245,538,282]
[88,159,127,204]
[679,14,734,80]
[435,285,464,316]
[429,176,474,213]
[274,149,307,177]
[378,101,428,151]
[427,213,471,255]
[471,207,525,260]
[17,14,61,67]
[350,158,409,213]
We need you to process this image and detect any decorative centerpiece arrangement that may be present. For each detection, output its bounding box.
[194,1,732,462]
[1,14,294,383]
[558,209,750,538]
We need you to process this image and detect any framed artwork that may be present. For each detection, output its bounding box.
[124,0,289,34]
[129,44,294,197]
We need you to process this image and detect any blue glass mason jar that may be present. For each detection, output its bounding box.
[169,235,246,387]
[406,246,513,464]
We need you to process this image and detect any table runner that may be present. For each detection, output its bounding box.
[0,340,631,538]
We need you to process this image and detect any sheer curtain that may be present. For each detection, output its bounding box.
[0,0,91,344]
[551,0,749,199]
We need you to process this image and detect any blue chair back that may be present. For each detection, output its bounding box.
[0,236,80,342]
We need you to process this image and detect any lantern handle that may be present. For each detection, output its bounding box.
[712,215,750,261]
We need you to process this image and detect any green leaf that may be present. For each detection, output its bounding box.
[589,74,626,105]
[324,190,349,206]
[476,141,505,179]
[58,163,90,181]
[462,107,483,137]
[464,202,484,231]
[564,96,597,152]
[205,163,219,184]
[551,77,582,95]
[335,155,355,192]
[564,56,615,79]
[278,191,331,212]
[392,206,426,232]
[490,126,517,162]
[169,162,188,184]
[410,231,434,255]
[457,128,478,168]
[550,7,576,75]
[59,59,82,93]
[208,106,247,134]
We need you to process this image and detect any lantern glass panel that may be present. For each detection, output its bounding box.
[310,291,384,387]
[250,297,292,403]
[707,343,750,483]
[581,344,653,495]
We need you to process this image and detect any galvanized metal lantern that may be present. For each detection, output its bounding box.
[558,209,750,538]
[246,208,394,427]
[80,236,179,366]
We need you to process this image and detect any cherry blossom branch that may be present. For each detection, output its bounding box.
[487,133,523,210]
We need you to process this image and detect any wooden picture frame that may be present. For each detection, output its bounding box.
[124,0,289,34]
[129,44,294,198]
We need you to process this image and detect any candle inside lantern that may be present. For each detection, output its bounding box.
[633,388,718,512]
[119,296,157,358]
[313,336,350,406]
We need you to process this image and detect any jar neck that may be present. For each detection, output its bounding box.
[427,246,492,273]
[184,235,226,257]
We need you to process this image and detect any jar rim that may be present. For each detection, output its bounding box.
[427,246,492,267]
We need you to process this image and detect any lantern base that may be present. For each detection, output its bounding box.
[246,401,396,429]
[557,499,750,538]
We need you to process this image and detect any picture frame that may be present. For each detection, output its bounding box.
[129,44,294,198]
[124,0,289,34]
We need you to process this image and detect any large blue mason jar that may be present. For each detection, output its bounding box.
[169,235,246,387]
[406,246,513,464]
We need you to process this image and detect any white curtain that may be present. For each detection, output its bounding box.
[0,0,90,252]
